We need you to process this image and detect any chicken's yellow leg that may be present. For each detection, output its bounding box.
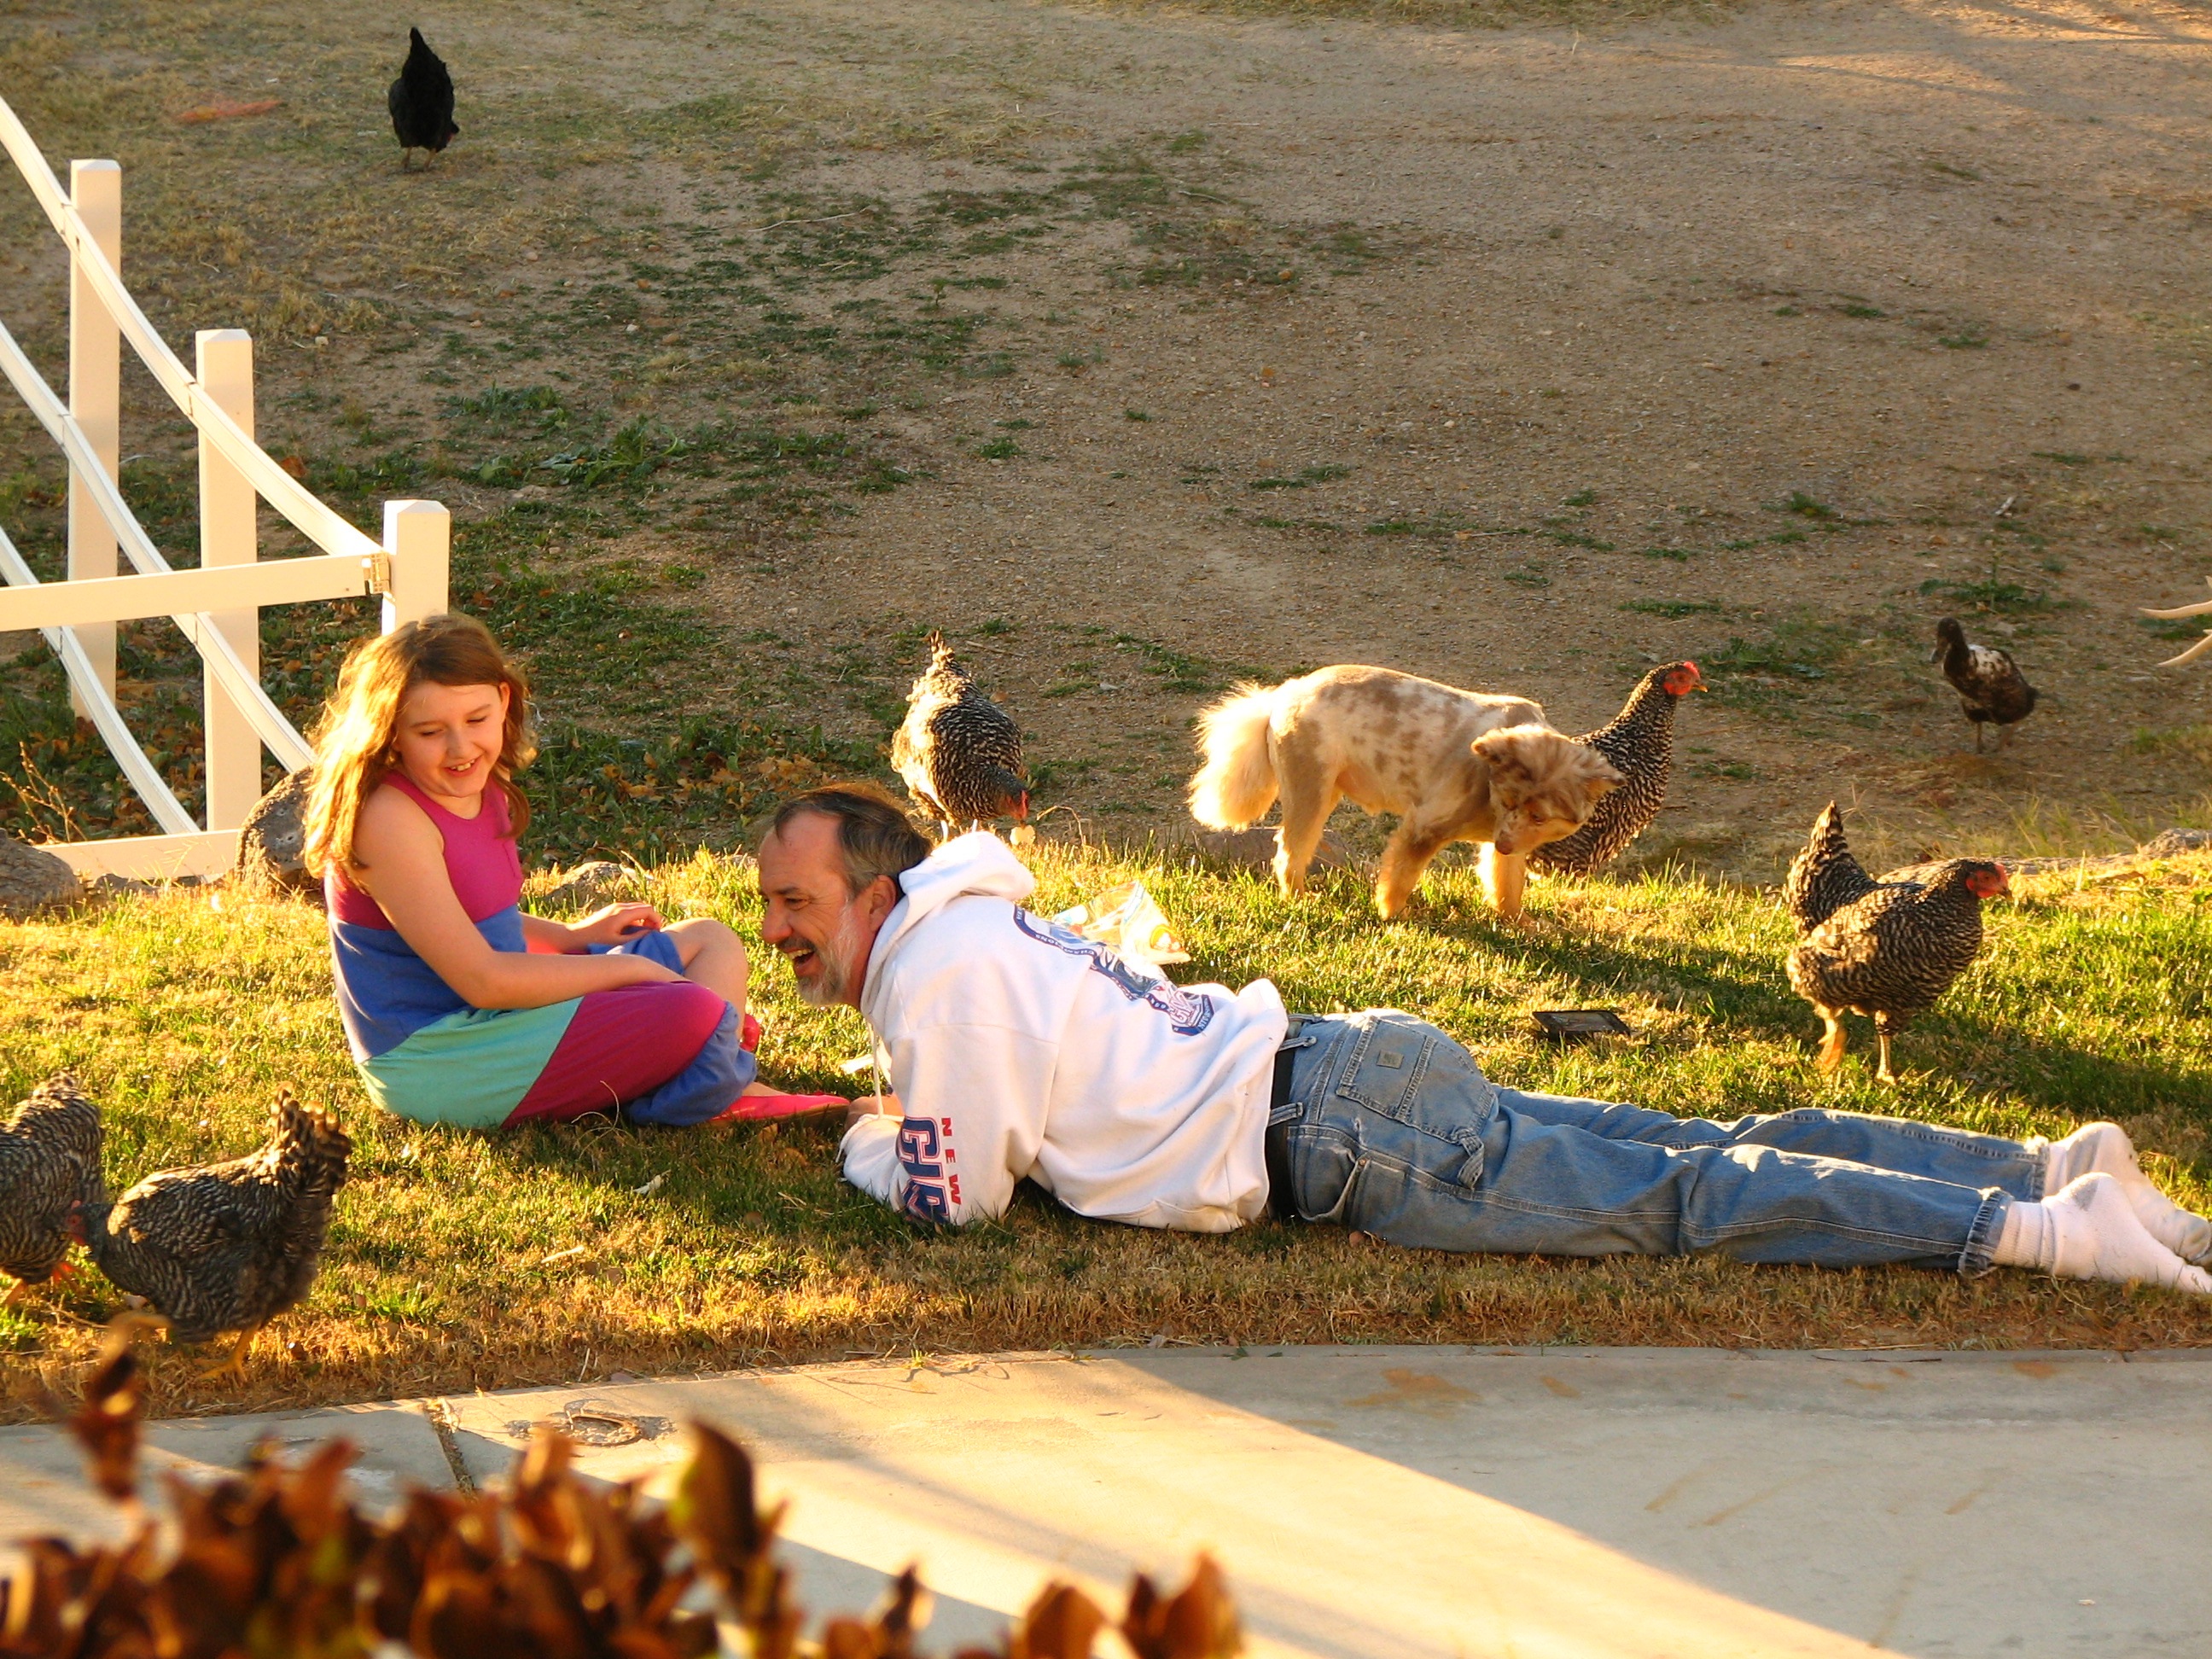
[198,1324,261,1383]
[1875,1033,1897,1085]
[1813,1012,1848,1075]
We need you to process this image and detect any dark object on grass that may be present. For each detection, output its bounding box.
[81,1090,352,1379]
[0,835,77,919]
[0,1074,102,1304]
[234,765,318,898]
[892,629,1031,834]
[0,1313,1246,1659]
[1529,661,1705,876]
[387,26,458,166]
[1933,616,2037,750]
[1784,801,2008,1082]
[1530,1009,1632,1044]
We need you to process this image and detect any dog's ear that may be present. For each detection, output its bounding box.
[1471,725,1539,784]
[1561,746,1624,806]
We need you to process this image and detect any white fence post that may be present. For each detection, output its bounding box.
[381,499,451,632]
[196,329,260,830]
[66,158,120,717]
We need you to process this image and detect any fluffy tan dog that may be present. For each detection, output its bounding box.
[1190,665,1623,920]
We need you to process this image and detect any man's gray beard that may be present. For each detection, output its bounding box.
[794,905,868,1007]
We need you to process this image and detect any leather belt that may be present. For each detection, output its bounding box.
[1264,1045,1298,1220]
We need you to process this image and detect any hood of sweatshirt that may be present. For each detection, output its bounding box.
[862,831,1036,1004]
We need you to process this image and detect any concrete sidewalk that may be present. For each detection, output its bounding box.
[3,1345,2205,1656]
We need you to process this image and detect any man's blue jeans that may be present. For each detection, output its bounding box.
[1272,1011,2033,1272]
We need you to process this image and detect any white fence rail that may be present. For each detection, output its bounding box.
[0,92,450,881]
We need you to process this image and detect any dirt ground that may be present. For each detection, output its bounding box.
[6,0,2212,875]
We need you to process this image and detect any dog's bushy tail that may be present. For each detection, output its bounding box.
[1189,683,1281,828]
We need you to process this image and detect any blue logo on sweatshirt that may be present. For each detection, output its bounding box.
[1010,909,1215,1035]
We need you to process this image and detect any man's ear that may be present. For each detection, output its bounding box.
[862,873,901,924]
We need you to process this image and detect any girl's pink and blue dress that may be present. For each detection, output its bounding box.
[326,773,755,1127]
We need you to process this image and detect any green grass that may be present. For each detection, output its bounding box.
[4,845,2210,1419]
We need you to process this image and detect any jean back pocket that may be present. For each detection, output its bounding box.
[1333,1013,1495,1178]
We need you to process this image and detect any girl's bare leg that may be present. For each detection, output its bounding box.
[664,917,787,1096]
[664,917,749,1004]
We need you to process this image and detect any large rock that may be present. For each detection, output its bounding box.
[0,836,79,919]
[235,767,320,898]
[537,859,631,911]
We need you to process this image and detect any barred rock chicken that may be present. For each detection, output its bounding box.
[387,28,459,168]
[1784,803,2008,1082]
[1529,661,1705,876]
[1933,617,2037,750]
[81,1091,351,1379]
[892,631,1031,835]
[0,1074,102,1305]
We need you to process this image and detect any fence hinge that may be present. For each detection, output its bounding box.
[363,551,391,595]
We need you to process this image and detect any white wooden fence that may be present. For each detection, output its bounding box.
[0,94,449,881]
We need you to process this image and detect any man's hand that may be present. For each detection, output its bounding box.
[846,1092,903,1128]
[568,902,666,949]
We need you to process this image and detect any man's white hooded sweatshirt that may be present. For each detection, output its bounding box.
[841,833,1287,1231]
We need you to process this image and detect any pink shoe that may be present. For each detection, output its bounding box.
[708,1092,843,1124]
[740,1013,764,1052]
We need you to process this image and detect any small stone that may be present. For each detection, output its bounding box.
[1184,826,1352,874]
[88,872,159,899]
[538,859,631,910]
[235,767,321,899]
[0,835,78,919]
[2140,828,2212,859]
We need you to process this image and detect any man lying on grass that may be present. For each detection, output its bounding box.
[756,783,2212,1293]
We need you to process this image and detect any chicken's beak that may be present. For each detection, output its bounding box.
[1929,640,1947,665]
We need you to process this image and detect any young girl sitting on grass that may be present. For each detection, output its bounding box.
[303,613,829,1129]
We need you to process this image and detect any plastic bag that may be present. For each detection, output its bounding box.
[1051,879,1190,970]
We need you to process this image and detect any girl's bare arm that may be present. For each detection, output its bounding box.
[352,791,678,1009]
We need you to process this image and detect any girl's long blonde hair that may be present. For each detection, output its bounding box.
[301,614,534,879]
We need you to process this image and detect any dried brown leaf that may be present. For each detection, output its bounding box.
[1121,1556,1241,1659]
[1013,1582,1106,1659]
[67,1329,145,1504]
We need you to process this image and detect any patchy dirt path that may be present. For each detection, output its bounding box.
[7,0,2212,872]
[759,0,2212,871]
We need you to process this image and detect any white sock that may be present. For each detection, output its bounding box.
[2040,1123,2212,1265]
[1992,1174,2212,1293]
[1994,1192,2056,1272]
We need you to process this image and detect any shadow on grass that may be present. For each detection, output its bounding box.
[1225,876,2212,1130]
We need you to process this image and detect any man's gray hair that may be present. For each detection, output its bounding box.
[765,783,933,896]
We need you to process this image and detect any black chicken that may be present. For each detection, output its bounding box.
[0,1074,102,1305]
[81,1091,352,1379]
[1933,617,2037,750]
[1529,661,1705,876]
[1784,803,2008,1082]
[891,631,1030,834]
[387,28,459,167]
